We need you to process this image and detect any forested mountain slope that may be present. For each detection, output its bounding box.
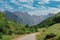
[34,12,60,28]
[4,11,54,26]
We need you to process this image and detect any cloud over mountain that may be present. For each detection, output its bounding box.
[0,0,60,15]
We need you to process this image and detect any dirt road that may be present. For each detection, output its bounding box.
[13,33,39,40]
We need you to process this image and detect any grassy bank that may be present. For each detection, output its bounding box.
[36,23,60,40]
[0,34,23,40]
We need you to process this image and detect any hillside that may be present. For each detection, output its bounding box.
[0,11,60,40]
[0,11,38,40]
[4,11,54,26]
[37,23,60,40]
[36,12,60,40]
[34,12,60,28]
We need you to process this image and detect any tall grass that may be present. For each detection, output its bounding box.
[37,23,60,40]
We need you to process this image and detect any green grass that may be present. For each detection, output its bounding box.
[0,35,16,40]
[37,23,60,40]
[0,34,23,40]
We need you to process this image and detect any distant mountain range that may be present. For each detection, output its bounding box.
[3,11,54,26]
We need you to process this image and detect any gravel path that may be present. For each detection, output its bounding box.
[13,33,38,40]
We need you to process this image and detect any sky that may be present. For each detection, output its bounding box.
[0,0,60,15]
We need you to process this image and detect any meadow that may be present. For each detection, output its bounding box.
[37,23,60,40]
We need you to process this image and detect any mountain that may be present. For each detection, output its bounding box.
[14,11,33,25]
[3,11,54,26]
[32,13,54,25]
[34,12,60,28]
[4,11,18,21]
[0,11,38,36]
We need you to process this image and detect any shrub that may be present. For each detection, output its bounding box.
[57,36,60,40]
[44,33,56,40]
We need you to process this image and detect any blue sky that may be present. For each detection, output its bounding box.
[0,0,60,15]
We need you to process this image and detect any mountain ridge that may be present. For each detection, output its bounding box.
[3,11,54,26]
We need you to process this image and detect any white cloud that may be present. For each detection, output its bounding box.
[19,0,33,3]
[10,0,21,5]
[47,7,60,14]
[10,0,37,10]
[22,4,34,10]
[6,5,11,9]
[29,7,60,15]
[38,0,49,4]
[0,8,4,11]
[10,0,49,3]
[10,0,16,3]
[29,10,48,15]
[56,5,60,8]
[9,0,49,11]
[0,0,60,16]
[50,0,60,1]
[19,0,28,2]
[21,4,39,10]
[10,0,33,5]
[1,3,13,10]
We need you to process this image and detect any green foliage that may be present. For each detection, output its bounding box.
[0,11,60,40]
[0,11,37,40]
[37,23,60,40]
[34,12,60,28]
[57,36,60,40]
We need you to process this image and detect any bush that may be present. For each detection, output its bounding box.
[44,33,56,40]
[57,36,60,40]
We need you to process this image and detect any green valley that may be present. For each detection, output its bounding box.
[0,11,60,40]
[36,12,60,40]
[0,11,37,40]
